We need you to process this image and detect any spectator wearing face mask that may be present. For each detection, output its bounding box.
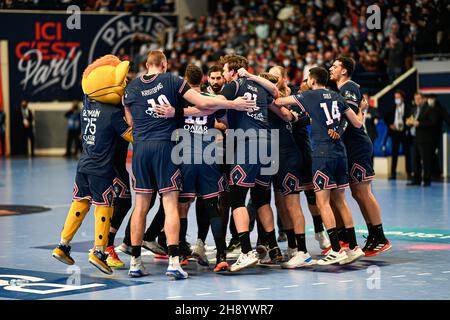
[386,90,412,180]
[382,33,404,83]
[427,95,450,180]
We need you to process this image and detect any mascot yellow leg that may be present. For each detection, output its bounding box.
[88,206,114,275]
[52,199,90,265]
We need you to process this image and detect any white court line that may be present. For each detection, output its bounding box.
[255,287,270,291]
[225,290,241,293]
[442,271,450,274]
[283,285,299,288]
[196,293,212,296]
[312,282,327,286]
[167,296,183,299]
[417,273,432,276]
[392,275,406,278]
[339,280,354,283]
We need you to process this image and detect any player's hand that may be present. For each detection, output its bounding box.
[328,129,340,140]
[154,104,175,118]
[237,68,251,78]
[233,96,259,112]
[360,98,369,112]
[290,110,299,122]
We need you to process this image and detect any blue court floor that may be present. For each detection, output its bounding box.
[0,157,449,300]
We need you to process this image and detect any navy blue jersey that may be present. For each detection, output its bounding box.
[293,89,348,157]
[338,80,370,147]
[268,110,295,152]
[181,92,226,154]
[222,78,274,133]
[123,73,191,142]
[77,97,130,178]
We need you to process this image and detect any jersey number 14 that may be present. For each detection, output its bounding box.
[320,101,341,125]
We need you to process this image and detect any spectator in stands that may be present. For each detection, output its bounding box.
[0,109,5,157]
[20,100,34,157]
[407,92,438,187]
[64,101,81,157]
[382,33,404,83]
[427,94,450,180]
[387,90,412,180]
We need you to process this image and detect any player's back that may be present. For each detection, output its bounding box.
[78,98,123,177]
[124,73,187,142]
[224,77,273,133]
[294,89,347,157]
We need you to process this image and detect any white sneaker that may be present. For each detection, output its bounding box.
[230,251,258,272]
[315,231,331,250]
[284,247,298,261]
[117,243,132,256]
[166,256,188,279]
[317,249,347,266]
[192,239,209,267]
[128,256,149,277]
[339,246,365,265]
[282,251,316,269]
[142,240,167,256]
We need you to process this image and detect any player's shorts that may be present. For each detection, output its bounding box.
[73,172,115,207]
[113,166,131,199]
[345,140,375,184]
[132,141,182,194]
[312,156,349,192]
[228,138,273,188]
[273,148,303,196]
[180,162,227,199]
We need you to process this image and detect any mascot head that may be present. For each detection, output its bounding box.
[82,54,130,105]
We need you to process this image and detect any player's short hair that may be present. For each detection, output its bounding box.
[219,54,249,72]
[395,89,405,98]
[185,64,203,86]
[208,65,223,77]
[308,67,329,86]
[259,72,279,84]
[335,56,355,77]
[146,50,167,67]
[270,66,287,79]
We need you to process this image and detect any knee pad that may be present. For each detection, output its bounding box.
[305,189,316,206]
[229,185,249,211]
[200,197,220,218]
[250,185,271,210]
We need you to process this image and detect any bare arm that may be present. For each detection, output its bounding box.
[274,96,297,107]
[182,89,257,112]
[124,106,133,127]
[238,68,279,98]
[344,108,363,128]
[269,104,293,122]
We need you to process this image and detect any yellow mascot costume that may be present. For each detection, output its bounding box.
[52,55,132,275]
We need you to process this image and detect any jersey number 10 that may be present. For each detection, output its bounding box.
[320,101,341,125]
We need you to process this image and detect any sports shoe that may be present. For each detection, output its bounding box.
[192,239,209,267]
[179,255,189,266]
[339,241,349,249]
[321,245,332,255]
[230,251,258,272]
[315,231,331,250]
[256,244,268,260]
[226,238,241,252]
[142,240,167,256]
[166,256,188,279]
[117,243,132,256]
[214,255,230,272]
[268,246,284,262]
[277,232,287,242]
[179,241,192,258]
[128,256,149,277]
[317,248,347,266]
[282,251,316,269]
[284,247,298,261]
[52,244,75,265]
[362,235,375,253]
[339,246,365,265]
[105,246,125,268]
[89,250,113,275]
[364,240,392,257]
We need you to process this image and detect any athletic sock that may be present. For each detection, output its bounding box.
[312,215,324,233]
[265,229,278,249]
[285,229,297,249]
[210,216,226,256]
[107,231,116,247]
[295,233,307,253]
[123,218,132,246]
[366,223,373,238]
[346,227,358,250]
[372,224,387,242]
[238,232,252,254]
[167,245,180,258]
[179,218,188,244]
[337,227,348,243]
[131,245,141,258]
[327,228,341,252]
[196,199,210,242]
